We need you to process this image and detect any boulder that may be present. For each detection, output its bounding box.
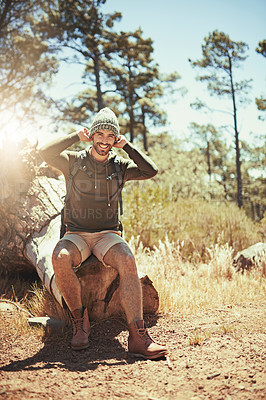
[233,242,266,272]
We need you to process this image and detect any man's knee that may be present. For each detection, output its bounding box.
[104,243,137,275]
[52,240,81,269]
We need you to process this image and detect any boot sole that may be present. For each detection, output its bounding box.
[128,350,168,360]
[71,343,89,351]
[71,329,91,351]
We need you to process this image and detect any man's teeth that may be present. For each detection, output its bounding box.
[99,144,109,148]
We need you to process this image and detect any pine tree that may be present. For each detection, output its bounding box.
[189,30,252,208]
[103,29,181,149]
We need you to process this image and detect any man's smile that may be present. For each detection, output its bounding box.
[98,143,110,149]
[93,141,112,157]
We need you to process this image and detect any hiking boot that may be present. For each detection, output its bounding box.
[128,320,168,360]
[71,307,90,350]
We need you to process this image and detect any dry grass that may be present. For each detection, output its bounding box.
[188,328,212,346]
[24,283,71,324]
[1,238,265,326]
[0,274,34,301]
[0,280,71,329]
[130,237,266,315]
[0,298,46,337]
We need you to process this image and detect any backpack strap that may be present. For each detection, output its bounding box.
[64,150,87,203]
[112,156,124,216]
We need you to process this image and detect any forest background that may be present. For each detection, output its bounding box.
[0,0,265,268]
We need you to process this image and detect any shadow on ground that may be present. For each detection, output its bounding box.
[0,314,162,373]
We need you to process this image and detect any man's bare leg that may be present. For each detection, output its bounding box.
[104,242,168,359]
[52,240,83,313]
[103,243,143,324]
[52,240,90,350]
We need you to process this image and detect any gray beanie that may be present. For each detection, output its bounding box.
[89,107,120,139]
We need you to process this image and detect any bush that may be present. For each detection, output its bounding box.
[122,182,262,263]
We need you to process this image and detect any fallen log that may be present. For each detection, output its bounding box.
[0,139,159,319]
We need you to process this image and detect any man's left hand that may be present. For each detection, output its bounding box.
[113,135,128,148]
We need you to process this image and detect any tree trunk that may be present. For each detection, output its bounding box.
[141,106,148,152]
[94,52,104,111]
[0,141,159,319]
[129,104,135,143]
[206,140,211,180]
[229,57,243,208]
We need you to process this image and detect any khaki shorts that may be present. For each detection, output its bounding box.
[60,230,127,265]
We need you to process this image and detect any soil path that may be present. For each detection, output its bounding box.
[0,302,265,400]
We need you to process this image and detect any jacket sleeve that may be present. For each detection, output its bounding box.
[122,142,158,182]
[38,133,80,176]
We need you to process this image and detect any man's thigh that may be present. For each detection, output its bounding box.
[92,231,128,264]
[103,242,135,271]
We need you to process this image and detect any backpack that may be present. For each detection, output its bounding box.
[60,150,124,238]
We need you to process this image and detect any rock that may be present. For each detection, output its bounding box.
[233,242,266,272]
[0,301,18,312]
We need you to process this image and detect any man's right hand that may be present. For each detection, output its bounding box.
[77,128,92,142]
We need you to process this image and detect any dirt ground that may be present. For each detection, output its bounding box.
[0,302,265,400]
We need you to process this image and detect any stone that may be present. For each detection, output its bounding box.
[233,242,266,272]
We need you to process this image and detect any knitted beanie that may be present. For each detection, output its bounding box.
[89,107,120,139]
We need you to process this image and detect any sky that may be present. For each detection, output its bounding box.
[2,0,265,147]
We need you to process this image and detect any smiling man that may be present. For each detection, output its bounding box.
[92,130,115,157]
[39,107,167,359]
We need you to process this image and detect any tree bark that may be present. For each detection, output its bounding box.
[93,51,104,111]
[141,106,148,152]
[229,56,242,208]
[0,141,159,319]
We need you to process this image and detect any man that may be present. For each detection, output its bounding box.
[39,107,167,359]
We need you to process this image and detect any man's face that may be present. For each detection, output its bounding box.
[92,130,116,156]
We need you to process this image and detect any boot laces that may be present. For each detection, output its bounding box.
[137,327,152,345]
[72,316,85,334]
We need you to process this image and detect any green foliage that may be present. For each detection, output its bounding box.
[148,134,224,201]
[35,0,122,115]
[188,124,266,220]
[256,40,266,57]
[255,97,266,111]
[238,137,266,219]
[189,122,221,178]
[255,96,266,120]
[0,0,58,125]
[190,30,252,101]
